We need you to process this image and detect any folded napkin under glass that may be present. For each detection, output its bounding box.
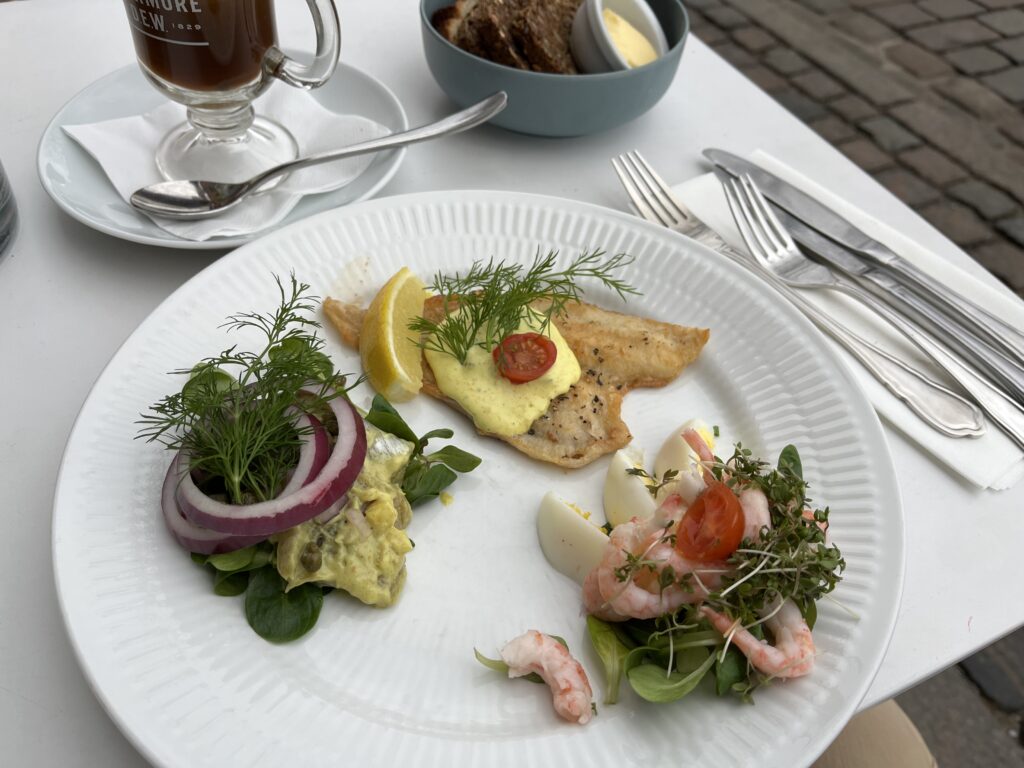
[62,85,391,242]
[672,151,1024,490]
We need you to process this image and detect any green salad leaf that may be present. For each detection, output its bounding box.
[586,616,631,705]
[366,395,481,507]
[244,566,324,643]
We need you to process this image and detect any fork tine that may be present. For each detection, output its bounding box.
[615,153,675,227]
[740,174,797,252]
[627,151,690,224]
[736,174,787,255]
[720,177,757,255]
[727,176,777,262]
[612,157,669,228]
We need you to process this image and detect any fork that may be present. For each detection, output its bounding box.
[724,172,1024,451]
[611,151,984,439]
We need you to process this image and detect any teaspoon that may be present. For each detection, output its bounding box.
[130,92,508,219]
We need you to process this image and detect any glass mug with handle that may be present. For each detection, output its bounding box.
[122,0,340,183]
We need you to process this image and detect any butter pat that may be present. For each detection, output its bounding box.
[602,8,659,67]
[425,313,581,436]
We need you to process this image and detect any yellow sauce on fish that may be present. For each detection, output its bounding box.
[425,313,581,436]
[603,9,659,68]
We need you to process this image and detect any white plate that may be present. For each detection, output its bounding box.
[53,191,904,768]
[36,62,408,250]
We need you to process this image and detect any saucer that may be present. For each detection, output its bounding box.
[37,62,408,250]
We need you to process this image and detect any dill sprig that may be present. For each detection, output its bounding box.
[136,275,351,505]
[408,248,639,364]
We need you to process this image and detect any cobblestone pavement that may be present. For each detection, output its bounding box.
[687,2,1024,764]
[689,0,1024,297]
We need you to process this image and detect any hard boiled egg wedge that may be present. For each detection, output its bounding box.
[537,492,609,586]
[654,418,716,504]
[604,447,657,528]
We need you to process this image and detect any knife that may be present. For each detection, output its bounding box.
[770,204,1024,406]
[703,149,1024,367]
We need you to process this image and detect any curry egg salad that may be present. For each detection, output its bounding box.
[140,276,480,643]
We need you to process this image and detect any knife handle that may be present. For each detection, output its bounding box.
[866,246,1024,364]
[837,281,1024,451]
[858,269,1024,405]
[712,244,986,438]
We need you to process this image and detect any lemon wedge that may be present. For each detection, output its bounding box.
[360,267,426,402]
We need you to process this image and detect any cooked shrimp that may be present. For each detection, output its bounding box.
[683,428,717,485]
[701,598,815,679]
[583,494,727,621]
[500,630,594,725]
[739,486,771,542]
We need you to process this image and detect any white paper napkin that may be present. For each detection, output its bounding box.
[63,85,392,241]
[673,151,1024,490]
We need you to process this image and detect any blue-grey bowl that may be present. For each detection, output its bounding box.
[420,0,689,137]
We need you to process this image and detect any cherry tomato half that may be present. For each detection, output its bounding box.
[492,332,558,384]
[675,482,745,562]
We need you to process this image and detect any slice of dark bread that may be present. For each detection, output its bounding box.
[511,0,579,74]
[432,0,583,75]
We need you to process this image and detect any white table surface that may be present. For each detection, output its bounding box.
[2,1,1021,765]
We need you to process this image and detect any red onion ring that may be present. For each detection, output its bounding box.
[279,411,330,496]
[160,454,265,554]
[176,395,367,536]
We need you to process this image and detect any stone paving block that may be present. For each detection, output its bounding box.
[792,68,848,99]
[742,64,788,92]
[979,8,1024,34]
[999,114,1024,146]
[773,88,832,120]
[887,40,956,77]
[712,41,757,67]
[733,25,778,51]
[918,0,987,19]
[799,0,849,12]
[833,9,899,40]
[899,145,970,184]
[898,664,1024,768]
[839,137,895,170]
[705,5,749,28]
[877,166,943,204]
[997,215,1024,246]
[830,93,880,120]
[983,64,1024,99]
[976,0,1024,8]
[972,239,1024,290]
[945,44,1013,73]
[860,114,923,150]
[909,18,1003,49]
[959,629,1024,711]
[763,46,812,74]
[870,2,937,28]
[938,76,1018,115]
[890,97,1024,202]
[694,24,730,45]
[810,113,860,142]
[920,199,996,244]
[729,0,917,104]
[949,178,1020,216]
[994,35,1024,61]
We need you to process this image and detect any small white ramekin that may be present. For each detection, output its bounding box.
[571,0,670,73]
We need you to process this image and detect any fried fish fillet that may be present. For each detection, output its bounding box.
[323,297,708,468]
